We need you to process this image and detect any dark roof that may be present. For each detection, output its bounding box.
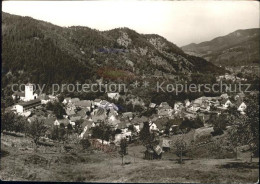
[94,99,102,102]
[17,99,41,107]
[221,98,230,104]
[75,100,92,107]
[13,91,25,97]
[117,122,127,129]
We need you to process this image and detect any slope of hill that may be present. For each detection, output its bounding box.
[182,29,260,67]
[2,12,224,88]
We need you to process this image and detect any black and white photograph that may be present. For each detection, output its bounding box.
[1,0,259,183]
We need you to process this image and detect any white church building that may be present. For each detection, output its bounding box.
[13,83,40,113]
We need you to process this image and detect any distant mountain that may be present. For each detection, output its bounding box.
[182,28,260,67]
[2,12,224,87]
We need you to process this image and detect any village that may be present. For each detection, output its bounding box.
[6,82,249,151]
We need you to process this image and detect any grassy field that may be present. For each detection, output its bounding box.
[0,134,259,183]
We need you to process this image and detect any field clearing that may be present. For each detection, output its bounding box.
[0,134,259,183]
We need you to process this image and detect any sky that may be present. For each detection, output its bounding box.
[2,0,259,46]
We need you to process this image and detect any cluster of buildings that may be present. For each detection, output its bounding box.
[149,92,247,122]
[9,83,248,145]
[216,73,247,82]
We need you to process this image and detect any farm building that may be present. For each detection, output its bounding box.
[144,145,163,160]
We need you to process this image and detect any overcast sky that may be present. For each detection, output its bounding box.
[2,0,259,46]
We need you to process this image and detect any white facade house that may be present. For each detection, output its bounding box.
[107,92,120,100]
[15,99,41,113]
[237,102,247,113]
[222,99,233,109]
[94,99,102,106]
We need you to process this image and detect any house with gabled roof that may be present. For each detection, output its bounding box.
[94,99,102,106]
[220,93,229,99]
[184,99,191,107]
[234,98,247,114]
[63,97,71,104]
[174,101,184,112]
[157,102,173,118]
[221,98,232,109]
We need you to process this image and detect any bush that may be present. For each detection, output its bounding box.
[80,139,91,149]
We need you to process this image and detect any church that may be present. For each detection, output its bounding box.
[13,83,41,113]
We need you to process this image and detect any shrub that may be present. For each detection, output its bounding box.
[80,139,91,149]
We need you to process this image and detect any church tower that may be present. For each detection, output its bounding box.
[25,83,34,101]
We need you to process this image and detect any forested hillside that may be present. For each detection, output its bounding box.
[182,28,260,66]
[2,12,224,89]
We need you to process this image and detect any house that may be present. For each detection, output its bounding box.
[157,103,173,118]
[149,103,157,108]
[117,122,128,133]
[114,131,132,144]
[69,98,80,104]
[12,83,38,102]
[100,100,109,108]
[144,145,162,160]
[184,99,191,107]
[200,101,210,112]
[108,115,120,128]
[93,99,102,106]
[236,101,247,114]
[69,115,82,126]
[63,97,71,104]
[186,103,200,113]
[159,102,170,108]
[150,118,168,133]
[54,119,70,126]
[75,100,92,111]
[91,108,107,122]
[193,98,203,106]
[27,116,37,123]
[107,92,120,100]
[183,111,197,119]
[220,93,229,99]
[79,120,93,139]
[15,99,41,113]
[39,94,51,104]
[221,99,232,109]
[174,101,184,111]
[76,108,89,119]
[48,95,58,102]
[122,112,134,120]
[12,91,25,101]
[161,139,171,152]
[66,108,76,116]
[106,103,119,111]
